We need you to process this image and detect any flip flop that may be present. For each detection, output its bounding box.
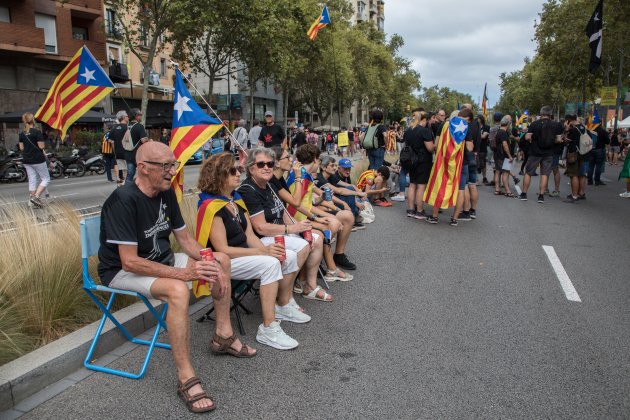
[302,286,333,302]
[324,269,353,282]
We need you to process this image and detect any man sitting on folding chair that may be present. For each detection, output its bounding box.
[98,142,255,414]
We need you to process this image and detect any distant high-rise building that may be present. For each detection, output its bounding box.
[351,0,385,32]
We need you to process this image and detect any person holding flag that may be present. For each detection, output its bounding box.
[424,109,472,226]
[586,107,609,186]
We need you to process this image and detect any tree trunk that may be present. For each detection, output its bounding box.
[283,85,289,129]
[249,76,255,127]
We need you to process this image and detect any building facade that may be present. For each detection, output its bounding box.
[0,0,106,149]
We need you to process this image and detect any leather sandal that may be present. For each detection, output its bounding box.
[177,376,215,413]
[209,333,257,358]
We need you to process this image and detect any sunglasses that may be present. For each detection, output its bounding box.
[228,166,243,175]
[253,161,275,169]
[143,160,180,171]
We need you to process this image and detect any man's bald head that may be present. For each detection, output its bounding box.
[136,141,173,163]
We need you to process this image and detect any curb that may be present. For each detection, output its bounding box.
[0,296,211,412]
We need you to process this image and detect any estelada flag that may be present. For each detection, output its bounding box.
[481,83,488,120]
[586,105,601,131]
[170,69,223,201]
[423,117,469,209]
[357,169,376,191]
[286,169,313,221]
[307,5,331,41]
[35,46,114,139]
[193,192,248,297]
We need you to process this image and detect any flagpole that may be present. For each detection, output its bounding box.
[613,48,624,133]
[329,10,342,132]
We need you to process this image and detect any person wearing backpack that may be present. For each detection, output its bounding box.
[520,106,564,203]
[109,110,130,186]
[124,108,150,183]
[487,112,503,187]
[563,114,590,203]
[363,109,387,170]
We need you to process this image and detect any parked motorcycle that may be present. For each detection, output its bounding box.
[0,153,27,182]
[73,148,105,175]
[48,153,86,178]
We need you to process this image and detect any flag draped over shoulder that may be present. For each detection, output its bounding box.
[35,46,114,139]
[307,5,331,41]
[286,170,313,221]
[170,69,223,202]
[423,117,469,209]
[586,105,601,131]
[193,192,248,297]
[585,0,603,74]
[481,83,488,119]
[516,109,529,126]
[356,169,376,191]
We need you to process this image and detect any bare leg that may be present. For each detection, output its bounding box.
[407,183,417,210]
[259,281,279,327]
[463,188,471,212]
[538,175,549,195]
[469,184,478,210]
[414,184,426,211]
[501,172,511,195]
[522,173,532,193]
[334,210,353,254]
[453,191,464,219]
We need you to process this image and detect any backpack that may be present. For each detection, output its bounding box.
[399,144,418,171]
[362,124,380,150]
[488,125,500,150]
[575,125,593,155]
[538,119,557,149]
[121,124,135,151]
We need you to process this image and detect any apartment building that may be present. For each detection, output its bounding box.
[352,0,385,31]
[0,0,107,148]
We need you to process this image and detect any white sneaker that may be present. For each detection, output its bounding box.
[287,297,304,312]
[275,303,311,323]
[390,193,406,202]
[620,191,630,198]
[256,321,298,350]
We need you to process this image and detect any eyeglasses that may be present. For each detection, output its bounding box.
[252,161,275,169]
[142,160,180,171]
[278,156,290,161]
[228,166,243,175]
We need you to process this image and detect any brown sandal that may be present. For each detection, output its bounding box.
[177,376,216,413]
[209,333,257,358]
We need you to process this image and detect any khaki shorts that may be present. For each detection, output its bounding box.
[109,253,189,299]
[116,159,127,170]
[525,155,553,177]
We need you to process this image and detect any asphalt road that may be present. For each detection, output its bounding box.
[16,163,630,419]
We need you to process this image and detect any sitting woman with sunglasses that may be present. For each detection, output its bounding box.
[197,153,303,350]
[237,148,331,303]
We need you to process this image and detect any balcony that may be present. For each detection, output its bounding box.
[369,2,377,13]
[66,39,106,62]
[62,0,102,19]
[0,23,45,54]
[109,62,129,83]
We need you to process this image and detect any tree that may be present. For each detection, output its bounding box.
[108,0,186,123]
[418,85,477,116]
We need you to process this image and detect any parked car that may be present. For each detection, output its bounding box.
[186,149,203,165]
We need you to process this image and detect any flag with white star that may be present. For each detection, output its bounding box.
[35,46,114,138]
[170,69,223,202]
[585,0,603,74]
[424,116,469,209]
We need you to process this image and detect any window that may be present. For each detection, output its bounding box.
[140,24,149,47]
[0,66,17,89]
[105,8,119,37]
[107,44,122,64]
[35,14,57,54]
[160,58,166,77]
[72,27,88,40]
[357,1,365,15]
[0,7,10,23]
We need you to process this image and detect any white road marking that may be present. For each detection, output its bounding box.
[0,193,79,206]
[542,245,581,302]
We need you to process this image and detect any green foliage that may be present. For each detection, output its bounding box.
[73,131,104,146]
[418,85,478,116]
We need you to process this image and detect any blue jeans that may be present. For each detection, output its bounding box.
[399,167,408,193]
[336,186,360,217]
[368,147,385,170]
[126,161,136,182]
[587,149,605,183]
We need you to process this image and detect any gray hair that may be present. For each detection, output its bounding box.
[500,115,512,126]
[320,156,336,168]
[540,106,553,117]
[238,119,246,128]
[116,110,128,122]
[245,147,275,177]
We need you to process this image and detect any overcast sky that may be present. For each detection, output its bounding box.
[385,0,544,107]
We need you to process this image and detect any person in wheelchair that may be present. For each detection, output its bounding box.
[197,153,304,351]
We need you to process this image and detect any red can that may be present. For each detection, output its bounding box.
[199,248,217,281]
[302,229,313,245]
[274,235,286,262]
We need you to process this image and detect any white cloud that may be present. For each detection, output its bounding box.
[384,0,544,106]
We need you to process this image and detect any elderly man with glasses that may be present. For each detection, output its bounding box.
[98,142,237,413]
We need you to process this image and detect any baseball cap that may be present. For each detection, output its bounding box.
[338,158,353,168]
[264,111,273,117]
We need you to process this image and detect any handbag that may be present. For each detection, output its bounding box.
[566,151,578,164]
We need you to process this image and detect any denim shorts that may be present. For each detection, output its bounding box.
[578,159,589,177]
[467,164,478,185]
[459,164,469,190]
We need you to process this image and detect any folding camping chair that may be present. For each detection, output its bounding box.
[80,216,171,379]
[196,279,258,335]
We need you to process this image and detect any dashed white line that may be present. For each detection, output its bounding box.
[542,245,582,302]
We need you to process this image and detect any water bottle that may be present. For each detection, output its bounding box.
[300,166,308,178]
[324,187,332,201]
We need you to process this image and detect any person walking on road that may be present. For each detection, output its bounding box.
[258,111,287,148]
[18,112,50,208]
[109,110,129,186]
[587,124,609,186]
[101,130,116,183]
[124,108,150,183]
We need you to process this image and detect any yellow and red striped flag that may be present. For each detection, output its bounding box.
[286,170,313,221]
[481,83,488,120]
[423,117,468,209]
[307,5,331,41]
[193,192,248,297]
[170,69,223,202]
[35,46,114,139]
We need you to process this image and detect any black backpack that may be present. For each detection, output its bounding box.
[399,127,420,170]
[538,120,556,149]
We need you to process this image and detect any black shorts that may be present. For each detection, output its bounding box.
[409,160,432,185]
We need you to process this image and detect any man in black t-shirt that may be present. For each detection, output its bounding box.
[521,106,564,203]
[258,111,286,148]
[108,110,129,185]
[125,108,150,183]
[587,125,609,185]
[99,142,233,412]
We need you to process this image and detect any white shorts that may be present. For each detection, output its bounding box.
[109,253,189,299]
[231,253,298,285]
[259,234,310,253]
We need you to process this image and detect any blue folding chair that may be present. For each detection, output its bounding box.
[80,216,171,379]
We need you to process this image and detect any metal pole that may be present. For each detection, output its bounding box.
[227,55,232,131]
[613,49,624,133]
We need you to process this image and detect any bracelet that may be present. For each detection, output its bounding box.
[295,177,302,182]
[284,224,288,234]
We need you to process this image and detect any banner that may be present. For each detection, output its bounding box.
[600,87,617,106]
[337,131,349,147]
